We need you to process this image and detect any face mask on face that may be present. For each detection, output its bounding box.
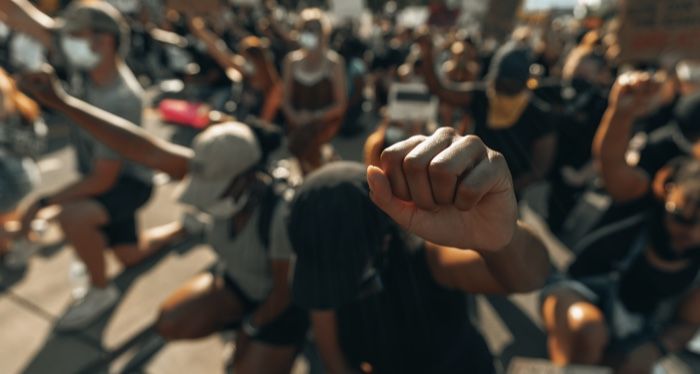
[201,191,250,219]
[299,32,320,50]
[61,36,101,70]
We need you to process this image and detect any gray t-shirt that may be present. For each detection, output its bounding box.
[207,199,295,301]
[70,65,152,183]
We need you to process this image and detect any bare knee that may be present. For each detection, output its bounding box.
[566,302,608,363]
[57,202,106,232]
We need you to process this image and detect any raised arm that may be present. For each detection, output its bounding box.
[592,72,662,203]
[0,0,56,47]
[417,33,475,108]
[19,70,193,180]
[186,17,243,84]
[368,128,551,293]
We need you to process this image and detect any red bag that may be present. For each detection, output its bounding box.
[158,99,211,129]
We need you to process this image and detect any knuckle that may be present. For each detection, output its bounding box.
[403,154,426,173]
[428,159,455,181]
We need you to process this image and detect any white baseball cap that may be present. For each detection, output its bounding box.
[175,122,262,209]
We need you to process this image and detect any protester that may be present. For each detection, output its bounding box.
[19,69,309,373]
[186,17,284,124]
[541,156,700,372]
[419,34,557,194]
[282,8,348,175]
[15,2,160,331]
[539,46,610,232]
[0,68,46,267]
[289,129,551,373]
[438,37,479,133]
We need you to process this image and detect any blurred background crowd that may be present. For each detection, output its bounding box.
[0,0,699,373]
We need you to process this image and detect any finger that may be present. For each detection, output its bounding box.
[367,165,415,229]
[428,135,488,205]
[455,150,511,211]
[403,128,456,210]
[379,135,426,201]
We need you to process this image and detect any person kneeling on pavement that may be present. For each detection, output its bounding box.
[19,70,308,373]
[541,156,700,373]
[288,129,551,373]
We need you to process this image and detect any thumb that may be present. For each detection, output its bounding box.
[367,165,414,228]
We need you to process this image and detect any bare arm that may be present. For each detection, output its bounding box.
[186,17,243,83]
[593,108,650,202]
[19,70,193,180]
[59,97,193,180]
[592,73,661,203]
[428,221,551,294]
[0,0,55,47]
[260,82,284,122]
[311,310,361,374]
[248,260,293,327]
[418,36,475,108]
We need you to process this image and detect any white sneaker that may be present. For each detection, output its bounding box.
[56,284,120,331]
[3,239,40,270]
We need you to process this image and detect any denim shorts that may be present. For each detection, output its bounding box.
[0,155,39,213]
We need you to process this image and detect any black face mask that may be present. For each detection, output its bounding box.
[649,204,700,262]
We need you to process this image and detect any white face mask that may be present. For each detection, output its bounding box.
[61,36,101,70]
[299,32,320,50]
[202,192,250,219]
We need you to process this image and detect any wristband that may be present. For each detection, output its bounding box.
[651,336,670,357]
[241,314,260,337]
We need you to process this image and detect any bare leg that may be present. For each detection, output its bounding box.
[542,288,610,365]
[57,200,110,288]
[232,341,299,374]
[112,222,186,267]
[155,273,245,340]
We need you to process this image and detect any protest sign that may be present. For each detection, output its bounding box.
[618,0,700,61]
[483,0,522,40]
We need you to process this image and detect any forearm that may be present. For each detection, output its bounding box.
[60,97,191,179]
[1,0,55,47]
[480,221,551,293]
[593,108,635,173]
[422,51,472,107]
[250,288,292,327]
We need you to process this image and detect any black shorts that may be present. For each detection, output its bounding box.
[94,176,153,247]
[214,266,309,347]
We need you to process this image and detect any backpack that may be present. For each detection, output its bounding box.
[256,177,292,250]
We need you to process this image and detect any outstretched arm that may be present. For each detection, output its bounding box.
[0,0,56,47]
[19,70,193,180]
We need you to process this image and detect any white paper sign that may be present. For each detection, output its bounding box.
[387,83,438,122]
[331,0,365,21]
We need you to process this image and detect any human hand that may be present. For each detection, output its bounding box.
[17,66,69,110]
[608,71,664,119]
[368,128,517,251]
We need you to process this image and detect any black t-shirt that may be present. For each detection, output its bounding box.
[535,80,608,173]
[334,242,494,374]
[469,88,555,180]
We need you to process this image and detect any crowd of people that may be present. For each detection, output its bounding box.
[0,0,698,373]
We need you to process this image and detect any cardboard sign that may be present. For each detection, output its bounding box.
[387,83,438,122]
[331,0,365,21]
[618,0,700,62]
[483,0,522,40]
[508,358,612,374]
